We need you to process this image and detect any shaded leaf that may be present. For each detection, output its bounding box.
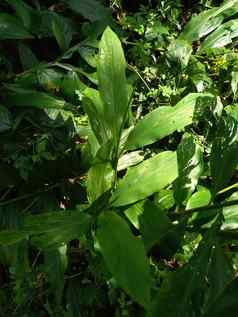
[5,85,71,110]
[0,105,12,132]
[67,0,111,22]
[0,13,33,39]
[174,133,204,206]
[210,116,238,194]
[149,225,233,317]
[18,43,39,70]
[97,211,151,308]
[139,200,171,251]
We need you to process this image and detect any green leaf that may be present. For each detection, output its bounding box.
[52,15,73,52]
[87,162,115,203]
[186,186,211,210]
[231,71,238,97]
[139,200,171,251]
[149,225,233,317]
[24,210,91,249]
[0,231,28,246]
[98,27,129,143]
[5,0,33,29]
[83,87,111,144]
[0,105,12,132]
[5,86,70,110]
[18,43,39,70]
[179,0,238,43]
[97,212,151,308]
[44,247,67,304]
[200,19,238,51]
[166,39,192,69]
[117,151,144,171]
[111,151,178,207]
[188,56,212,92]
[0,13,33,39]
[124,201,144,229]
[210,116,238,194]
[67,0,111,22]
[126,93,213,150]
[204,278,238,317]
[222,204,238,231]
[174,133,204,206]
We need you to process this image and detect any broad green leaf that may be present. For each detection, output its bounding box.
[5,0,33,29]
[179,0,238,43]
[124,200,144,229]
[44,248,67,304]
[87,162,115,203]
[222,204,238,231]
[154,189,175,211]
[166,40,192,69]
[52,15,73,52]
[18,43,39,70]
[139,200,171,251]
[23,210,91,249]
[210,116,238,194]
[0,231,28,246]
[67,0,111,22]
[126,93,213,151]
[0,105,12,132]
[0,13,33,40]
[111,151,178,207]
[5,86,71,110]
[200,19,238,51]
[78,46,98,68]
[204,278,238,317]
[188,56,212,92]
[61,71,87,103]
[83,87,111,144]
[186,186,211,210]
[231,71,238,97]
[98,27,129,143]
[225,104,238,121]
[174,133,204,206]
[149,226,233,317]
[97,212,151,308]
[117,150,144,171]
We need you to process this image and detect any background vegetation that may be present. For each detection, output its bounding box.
[1,0,238,316]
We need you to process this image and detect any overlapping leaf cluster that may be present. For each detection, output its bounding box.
[1,0,238,316]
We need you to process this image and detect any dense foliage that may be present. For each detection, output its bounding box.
[1,0,238,316]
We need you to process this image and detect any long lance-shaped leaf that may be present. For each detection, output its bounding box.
[0,13,33,40]
[126,93,213,151]
[178,0,238,43]
[199,19,238,52]
[98,27,129,145]
[174,133,204,206]
[210,115,238,195]
[111,151,178,207]
[97,211,151,309]
[149,224,233,317]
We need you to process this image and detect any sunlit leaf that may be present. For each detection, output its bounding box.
[111,151,178,207]
[126,93,213,150]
